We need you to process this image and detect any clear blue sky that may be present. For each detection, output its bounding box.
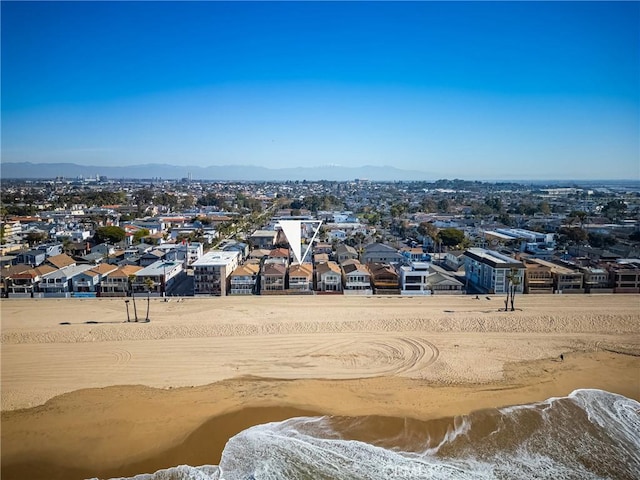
[2,1,639,180]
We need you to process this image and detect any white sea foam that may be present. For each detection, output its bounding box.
[98,464,220,480]
[104,389,640,480]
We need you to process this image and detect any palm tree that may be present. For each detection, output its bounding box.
[506,268,521,311]
[124,299,131,322]
[504,272,511,312]
[128,274,139,322]
[143,277,155,322]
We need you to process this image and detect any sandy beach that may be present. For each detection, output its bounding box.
[1,294,639,479]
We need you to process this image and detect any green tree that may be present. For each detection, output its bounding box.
[133,228,150,244]
[602,200,627,221]
[25,230,48,247]
[498,213,513,227]
[485,197,503,213]
[558,227,588,244]
[421,198,437,213]
[417,222,438,242]
[437,228,465,248]
[538,201,551,215]
[437,199,450,213]
[180,195,196,210]
[59,236,73,254]
[389,203,408,219]
[198,193,225,208]
[94,226,126,244]
[568,210,588,228]
[588,232,616,249]
[154,193,179,211]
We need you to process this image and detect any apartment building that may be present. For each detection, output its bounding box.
[463,248,525,294]
[192,251,240,296]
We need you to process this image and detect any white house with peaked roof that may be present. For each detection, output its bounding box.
[39,264,94,297]
[315,261,343,293]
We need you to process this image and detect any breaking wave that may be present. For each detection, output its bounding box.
[105,389,640,480]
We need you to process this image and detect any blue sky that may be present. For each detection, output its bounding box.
[2,1,638,180]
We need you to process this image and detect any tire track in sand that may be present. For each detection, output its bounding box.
[302,335,439,377]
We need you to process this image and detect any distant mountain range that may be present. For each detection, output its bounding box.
[1,162,435,182]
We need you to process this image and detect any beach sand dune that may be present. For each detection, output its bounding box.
[1,294,639,479]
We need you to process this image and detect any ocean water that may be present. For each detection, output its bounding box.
[110,389,639,480]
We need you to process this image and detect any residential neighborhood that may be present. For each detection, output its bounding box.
[1,176,639,299]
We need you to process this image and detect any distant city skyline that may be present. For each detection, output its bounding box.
[2,1,638,180]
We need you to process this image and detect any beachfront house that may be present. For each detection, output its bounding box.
[192,250,240,296]
[607,260,640,293]
[261,260,287,293]
[523,259,554,294]
[229,261,261,295]
[5,265,56,298]
[99,265,143,297]
[579,266,613,294]
[71,264,118,296]
[398,262,431,295]
[426,271,465,294]
[341,259,372,295]
[133,260,185,297]
[526,258,584,294]
[39,264,94,298]
[368,262,401,295]
[315,261,343,293]
[463,248,525,294]
[288,263,313,292]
